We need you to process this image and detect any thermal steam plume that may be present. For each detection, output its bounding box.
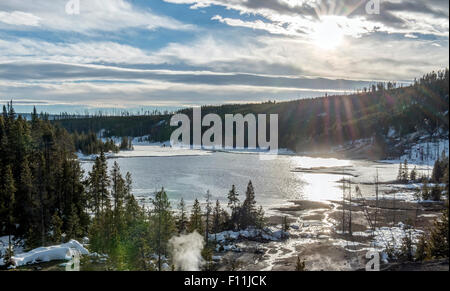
[169,231,205,271]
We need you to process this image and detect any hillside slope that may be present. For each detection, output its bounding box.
[53,69,449,159]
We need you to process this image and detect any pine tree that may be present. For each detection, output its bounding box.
[111,162,126,232]
[16,158,34,235]
[255,206,266,230]
[124,182,141,226]
[51,211,63,243]
[87,151,110,216]
[0,166,16,256]
[240,180,257,229]
[204,190,212,243]
[213,200,222,240]
[431,185,442,201]
[410,166,417,181]
[98,151,111,213]
[415,234,428,261]
[402,159,409,182]
[150,188,175,271]
[443,159,449,194]
[432,158,443,183]
[421,182,431,200]
[189,198,204,234]
[397,162,403,182]
[177,198,188,234]
[399,230,414,261]
[227,185,240,230]
[66,205,81,240]
[427,203,449,259]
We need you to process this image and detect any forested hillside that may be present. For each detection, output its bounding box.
[0,105,270,270]
[53,69,449,156]
[0,104,90,249]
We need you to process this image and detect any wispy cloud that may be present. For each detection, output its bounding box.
[0,0,448,112]
[0,11,41,26]
[0,0,194,32]
[165,0,448,37]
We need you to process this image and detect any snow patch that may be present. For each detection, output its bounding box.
[1,240,89,267]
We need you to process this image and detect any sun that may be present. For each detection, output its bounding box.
[312,18,344,50]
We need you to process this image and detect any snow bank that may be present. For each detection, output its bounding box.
[1,240,89,267]
[76,151,114,161]
[370,222,424,254]
[0,236,24,266]
[380,137,449,166]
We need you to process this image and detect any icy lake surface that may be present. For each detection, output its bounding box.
[81,145,431,209]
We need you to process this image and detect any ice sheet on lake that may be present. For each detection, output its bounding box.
[112,145,212,158]
[78,145,211,160]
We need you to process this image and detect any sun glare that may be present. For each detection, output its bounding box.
[312,18,344,50]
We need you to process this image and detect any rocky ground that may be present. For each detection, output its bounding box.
[214,198,446,271]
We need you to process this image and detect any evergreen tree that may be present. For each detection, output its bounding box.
[227,185,240,230]
[189,198,203,234]
[177,198,188,234]
[402,159,409,182]
[421,182,431,200]
[397,162,403,182]
[443,159,449,194]
[415,234,428,261]
[240,180,257,229]
[98,151,111,213]
[111,162,126,232]
[255,206,266,230]
[66,205,81,240]
[399,230,414,261]
[123,172,140,225]
[149,188,175,271]
[410,166,417,181]
[427,203,449,259]
[15,158,34,235]
[87,151,110,216]
[212,200,222,240]
[0,166,16,251]
[51,211,63,243]
[204,190,212,243]
[430,185,442,201]
[431,157,444,183]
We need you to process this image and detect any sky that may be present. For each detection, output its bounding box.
[0,0,448,114]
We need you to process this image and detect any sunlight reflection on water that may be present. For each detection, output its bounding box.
[81,146,403,208]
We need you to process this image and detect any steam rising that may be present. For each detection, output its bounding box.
[169,231,205,271]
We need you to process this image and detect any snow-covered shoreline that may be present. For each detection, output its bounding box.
[0,238,89,268]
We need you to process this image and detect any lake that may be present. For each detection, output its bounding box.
[80,145,425,211]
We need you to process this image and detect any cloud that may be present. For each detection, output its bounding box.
[0,0,448,111]
[0,0,194,32]
[164,0,449,38]
[0,11,41,26]
[147,33,448,81]
[0,38,159,64]
[0,61,377,91]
